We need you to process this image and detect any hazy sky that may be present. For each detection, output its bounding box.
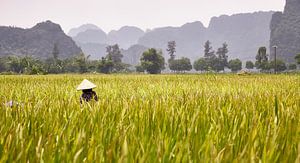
[0,0,285,33]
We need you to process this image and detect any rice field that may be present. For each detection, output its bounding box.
[0,74,299,162]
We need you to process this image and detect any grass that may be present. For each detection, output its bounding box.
[0,74,299,162]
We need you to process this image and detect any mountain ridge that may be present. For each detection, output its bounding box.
[71,11,275,63]
[68,24,100,37]
[0,20,82,59]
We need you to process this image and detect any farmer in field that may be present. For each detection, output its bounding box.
[77,79,99,104]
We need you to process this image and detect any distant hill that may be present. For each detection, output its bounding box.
[68,24,101,37]
[138,21,206,60]
[70,25,145,59]
[0,20,82,59]
[72,29,108,44]
[207,11,274,61]
[108,26,144,49]
[138,11,274,61]
[71,11,274,62]
[70,25,144,48]
[270,0,300,63]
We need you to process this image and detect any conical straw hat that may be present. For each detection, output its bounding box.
[77,79,96,90]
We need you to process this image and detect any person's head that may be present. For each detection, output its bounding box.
[82,89,93,93]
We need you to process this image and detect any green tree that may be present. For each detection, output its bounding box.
[135,65,145,73]
[211,57,225,72]
[113,62,131,72]
[21,56,44,74]
[64,57,80,73]
[193,58,207,72]
[98,57,114,74]
[169,57,192,72]
[228,59,242,72]
[6,56,44,74]
[203,40,220,71]
[106,44,127,72]
[245,61,254,69]
[270,60,287,72]
[255,47,268,70]
[44,58,64,74]
[7,56,23,73]
[194,41,225,72]
[140,48,165,74]
[44,43,64,74]
[295,53,300,64]
[204,40,215,59]
[76,53,90,73]
[29,64,44,75]
[106,44,123,63]
[0,57,9,72]
[216,42,229,70]
[167,41,176,61]
[259,62,271,71]
[288,64,297,70]
[88,60,99,72]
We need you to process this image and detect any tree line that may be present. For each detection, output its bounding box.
[136,41,239,74]
[0,44,130,74]
[137,40,299,74]
[0,41,299,74]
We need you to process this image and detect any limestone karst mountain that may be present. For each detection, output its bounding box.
[72,29,108,44]
[138,11,274,61]
[70,25,145,49]
[71,11,274,63]
[0,20,82,58]
[108,26,144,49]
[70,25,145,60]
[270,0,300,63]
[138,21,207,60]
[68,24,101,37]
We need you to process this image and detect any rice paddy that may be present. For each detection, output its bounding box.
[0,74,299,162]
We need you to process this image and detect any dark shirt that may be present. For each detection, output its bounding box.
[80,91,98,104]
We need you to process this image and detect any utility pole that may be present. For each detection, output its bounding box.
[273,46,277,74]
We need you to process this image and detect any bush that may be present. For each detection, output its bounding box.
[288,64,297,70]
[228,59,242,72]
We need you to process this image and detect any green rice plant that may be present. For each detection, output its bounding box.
[0,74,299,162]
